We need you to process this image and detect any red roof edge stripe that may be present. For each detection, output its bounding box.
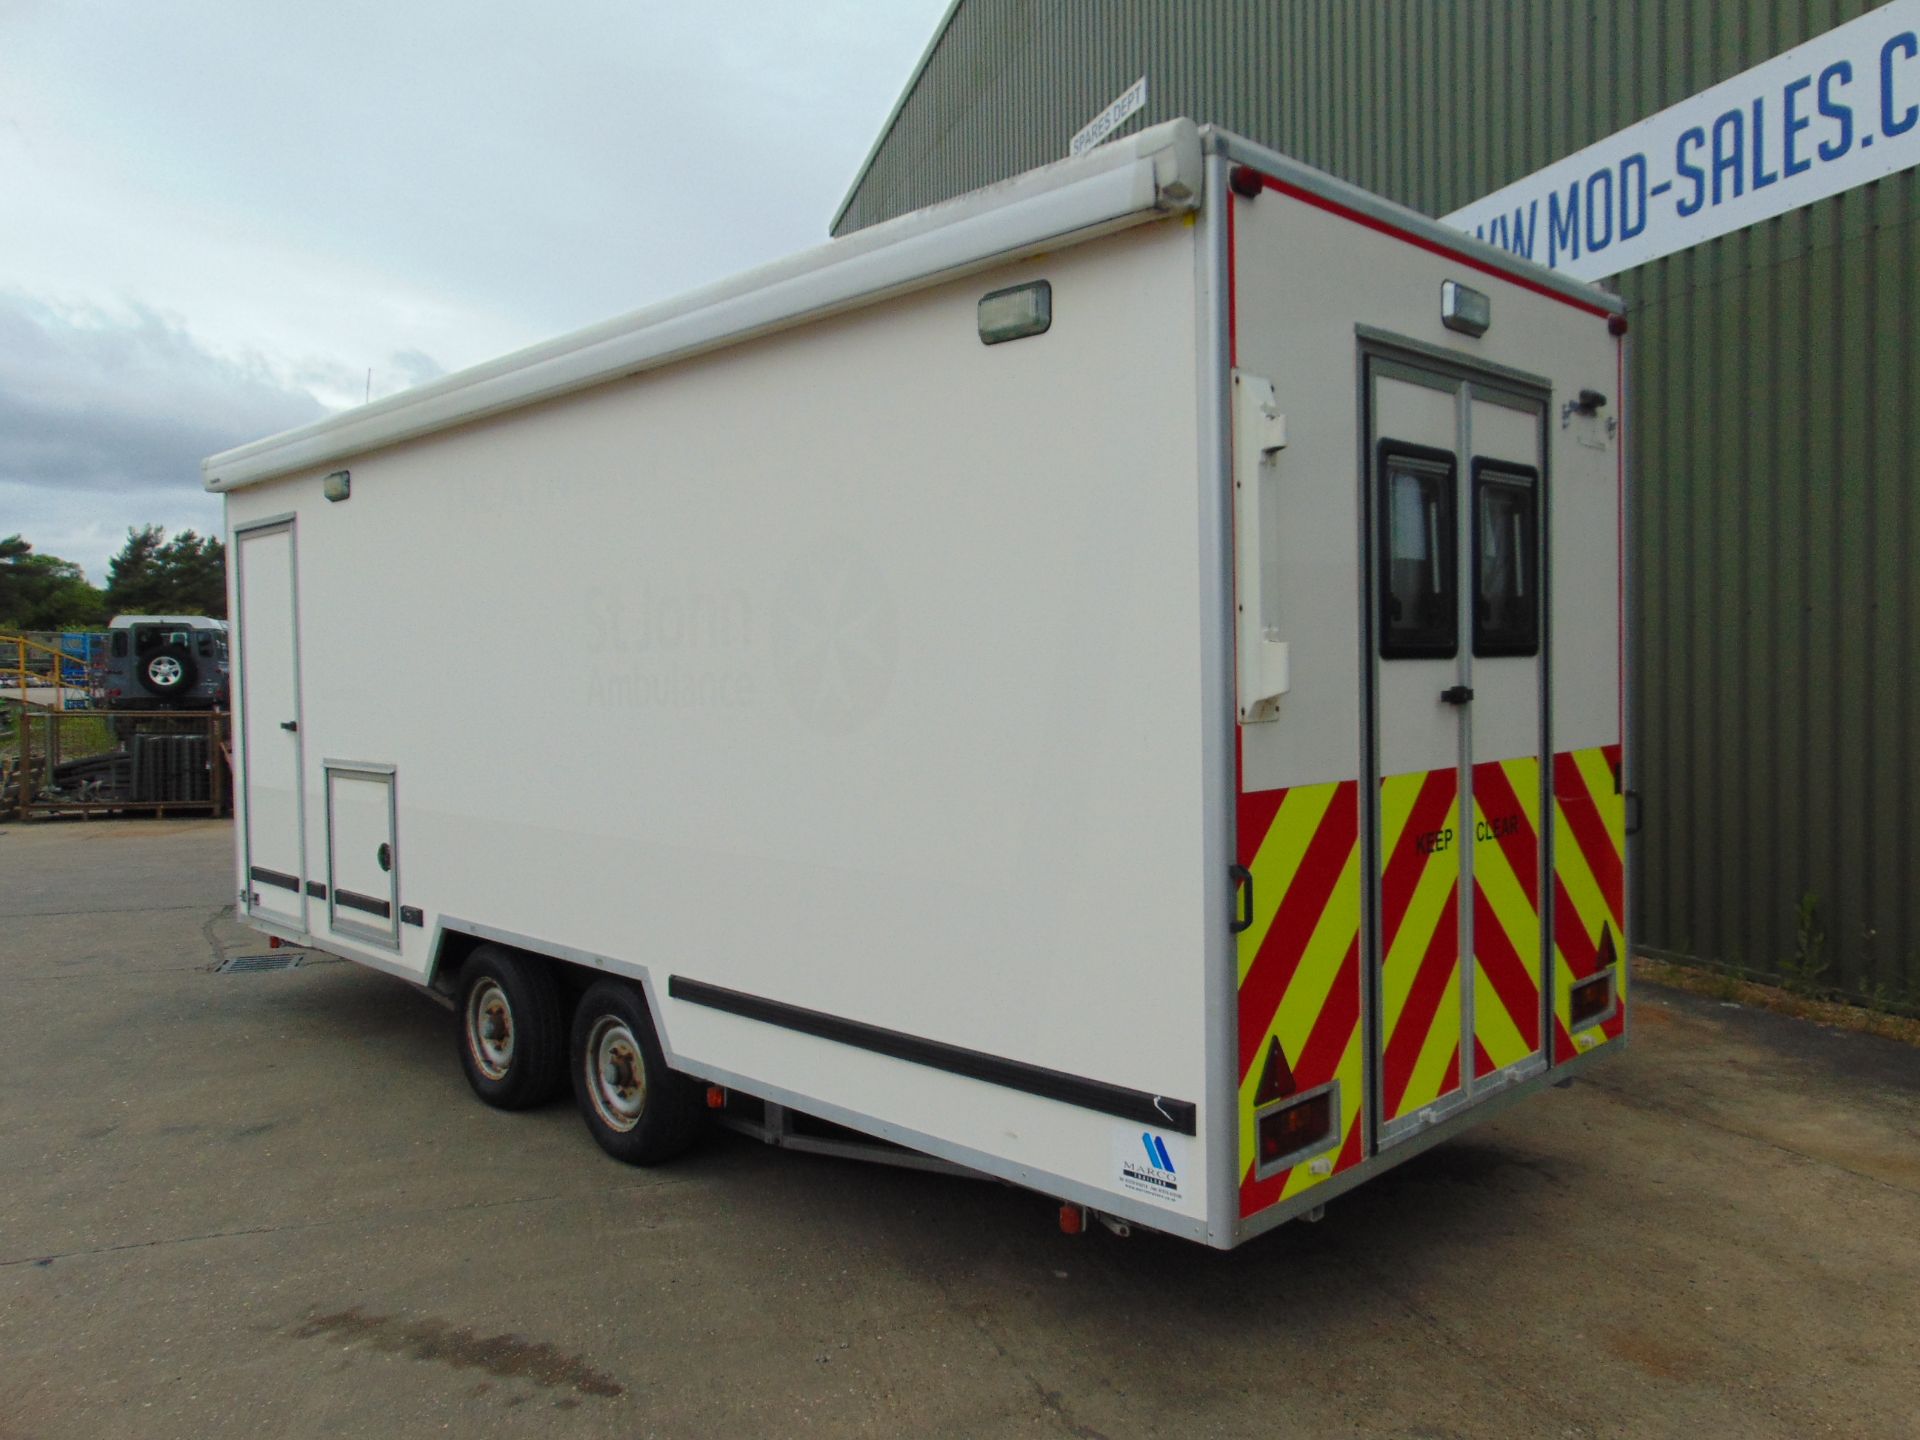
[1249,172,1612,321]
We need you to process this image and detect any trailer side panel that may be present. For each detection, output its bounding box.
[224,216,1217,1233]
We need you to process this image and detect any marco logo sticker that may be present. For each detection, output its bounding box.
[1117,1129,1184,1204]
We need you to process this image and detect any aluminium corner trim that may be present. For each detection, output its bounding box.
[1196,149,1242,1246]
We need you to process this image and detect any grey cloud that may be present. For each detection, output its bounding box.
[290,347,448,409]
[388,348,446,389]
[0,292,328,493]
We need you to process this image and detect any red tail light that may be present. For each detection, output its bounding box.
[1258,1089,1335,1167]
[1570,971,1615,1027]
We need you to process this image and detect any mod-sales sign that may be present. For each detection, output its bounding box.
[1442,0,1920,280]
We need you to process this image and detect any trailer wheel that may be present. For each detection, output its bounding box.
[456,945,567,1109]
[569,979,701,1165]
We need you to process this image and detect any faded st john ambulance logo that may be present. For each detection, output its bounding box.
[773,537,897,734]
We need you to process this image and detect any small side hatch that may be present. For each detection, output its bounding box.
[325,762,399,948]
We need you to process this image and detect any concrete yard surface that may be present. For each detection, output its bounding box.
[2,818,1916,1438]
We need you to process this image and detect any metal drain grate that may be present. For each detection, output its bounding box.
[218,952,302,974]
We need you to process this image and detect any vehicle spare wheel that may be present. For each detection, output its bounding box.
[456,944,567,1108]
[570,978,701,1164]
[140,644,197,696]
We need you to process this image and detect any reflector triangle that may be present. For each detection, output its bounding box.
[1595,923,1618,970]
[1253,1035,1297,1105]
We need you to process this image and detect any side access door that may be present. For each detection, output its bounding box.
[234,519,308,928]
[324,763,400,949]
[1365,349,1550,1149]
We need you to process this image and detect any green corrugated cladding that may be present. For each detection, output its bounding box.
[837,2,1920,1008]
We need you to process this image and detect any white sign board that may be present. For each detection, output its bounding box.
[1442,0,1920,280]
[1071,77,1147,157]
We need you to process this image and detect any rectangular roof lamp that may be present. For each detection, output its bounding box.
[1441,280,1490,337]
[978,281,1051,345]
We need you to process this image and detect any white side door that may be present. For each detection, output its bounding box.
[235,520,307,928]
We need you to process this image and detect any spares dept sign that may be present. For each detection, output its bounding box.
[1443,0,1920,281]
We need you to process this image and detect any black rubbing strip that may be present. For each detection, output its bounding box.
[306,881,328,899]
[249,866,299,892]
[334,889,392,919]
[667,976,1198,1135]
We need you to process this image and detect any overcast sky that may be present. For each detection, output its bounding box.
[0,0,948,583]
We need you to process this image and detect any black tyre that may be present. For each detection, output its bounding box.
[457,944,567,1109]
[139,644,198,698]
[570,979,702,1165]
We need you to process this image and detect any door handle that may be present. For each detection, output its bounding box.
[376,842,392,873]
[280,720,298,732]
[1229,864,1254,934]
[1440,685,1474,705]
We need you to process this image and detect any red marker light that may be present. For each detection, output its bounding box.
[1257,1090,1334,1165]
[1570,972,1614,1027]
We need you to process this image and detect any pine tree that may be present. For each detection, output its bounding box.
[103,526,227,618]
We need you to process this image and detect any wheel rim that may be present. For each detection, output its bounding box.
[465,979,514,1081]
[148,656,183,687]
[584,1015,647,1132]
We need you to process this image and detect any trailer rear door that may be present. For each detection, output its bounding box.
[1365,351,1549,1149]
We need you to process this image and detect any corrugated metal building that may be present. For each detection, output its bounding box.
[833,1,1920,1009]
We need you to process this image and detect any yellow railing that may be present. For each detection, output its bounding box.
[0,632,80,714]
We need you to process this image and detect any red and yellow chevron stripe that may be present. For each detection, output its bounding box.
[1471,757,1544,1077]
[1378,767,1465,1124]
[1235,778,1364,1217]
[1552,744,1627,1061]
[1234,744,1620,1217]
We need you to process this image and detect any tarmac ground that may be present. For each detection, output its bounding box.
[3,817,1917,1438]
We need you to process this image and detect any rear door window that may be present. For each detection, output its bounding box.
[1471,462,1540,657]
[1377,443,1458,659]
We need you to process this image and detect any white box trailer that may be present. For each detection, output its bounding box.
[207,121,1630,1248]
